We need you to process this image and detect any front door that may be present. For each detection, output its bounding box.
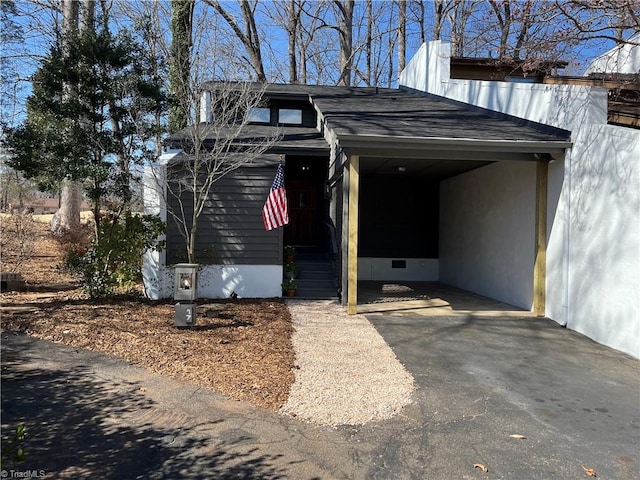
[288,179,317,246]
[284,156,329,252]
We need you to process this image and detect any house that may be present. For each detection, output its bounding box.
[144,82,570,305]
[399,40,639,359]
[144,40,638,359]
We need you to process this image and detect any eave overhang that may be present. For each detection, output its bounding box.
[335,133,571,163]
[337,133,572,155]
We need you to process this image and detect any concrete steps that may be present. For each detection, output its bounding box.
[292,255,338,299]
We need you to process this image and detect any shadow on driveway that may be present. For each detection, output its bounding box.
[1,334,293,479]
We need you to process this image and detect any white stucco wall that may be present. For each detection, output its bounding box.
[400,41,608,132]
[584,32,640,75]
[358,258,439,282]
[558,125,640,357]
[143,264,283,300]
[439,161,536,310]
[400,40,640,358]
[142,157,169,300]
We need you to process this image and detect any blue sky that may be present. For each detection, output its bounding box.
[1,0,634,128]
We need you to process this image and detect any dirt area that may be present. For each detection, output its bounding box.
[0,217,295,410]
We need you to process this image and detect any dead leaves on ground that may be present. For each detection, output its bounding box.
[474,462,598,477]
[474,433,598,478]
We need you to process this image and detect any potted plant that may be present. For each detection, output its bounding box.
[285,262,300,279]
[281,278,297,297]
[284,245,296,264]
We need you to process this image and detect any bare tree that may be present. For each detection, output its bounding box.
[298,1,337,84]
[407,0,427,45]
[205,0,267,82]
[286,0,301,83]
[162,82,281,263]
[351,2,397,86]
[448,1,479,57]
[555,0,640,45]
[406,1,479,58]
[150,4,282,263]
[262,0,307,83]
[333,0,354,86]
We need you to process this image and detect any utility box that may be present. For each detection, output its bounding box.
[175,302,196,328]
[174,264,198,327]
[174,264,198,301]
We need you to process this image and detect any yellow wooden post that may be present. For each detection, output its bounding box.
[533,160,548,316]
[347,155,360,315]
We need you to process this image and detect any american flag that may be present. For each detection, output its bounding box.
[262,163,289,231]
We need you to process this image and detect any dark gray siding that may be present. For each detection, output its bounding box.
[167,166,282,265]
[359,176,439,258]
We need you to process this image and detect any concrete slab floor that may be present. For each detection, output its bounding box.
[358,281,535,317]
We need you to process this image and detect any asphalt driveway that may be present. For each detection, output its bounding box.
[2,314,638,479]
[366,314,640,479]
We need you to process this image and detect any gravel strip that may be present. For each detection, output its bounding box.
[280,299,415,426]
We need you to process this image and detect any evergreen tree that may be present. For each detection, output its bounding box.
[3,20,166,231]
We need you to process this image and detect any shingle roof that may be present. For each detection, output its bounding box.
[166,124,328,153]
[169,83,571,151]
[307,86,570,142]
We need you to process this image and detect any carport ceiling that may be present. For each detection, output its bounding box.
[360,156,492,180]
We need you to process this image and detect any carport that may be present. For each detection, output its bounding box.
[310,87,572,315]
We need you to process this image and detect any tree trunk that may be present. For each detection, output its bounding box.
[449,0,476,57]
[53,0,82,234]
[80,0,94,31]
[52,178,83,235]
[489,0,511,58]
[366,0,372,86]
[298,28,308,83]
[287,0,298,84]
[335,0,354,86]
[240,1,267,82]
[434,0,444,40]
[207,0,267,82]
[169,0,194,133]
[398,0,406,74]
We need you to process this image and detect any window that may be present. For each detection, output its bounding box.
[506,76,537,84]
[278,108,303,125]
[248,107,270,123]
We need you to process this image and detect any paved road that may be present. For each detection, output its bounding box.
[1,314,638,479]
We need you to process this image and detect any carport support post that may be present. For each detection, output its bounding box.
[347,155,360,315]
[534,159,548,317]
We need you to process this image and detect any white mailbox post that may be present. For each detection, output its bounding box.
[174,263,198,327]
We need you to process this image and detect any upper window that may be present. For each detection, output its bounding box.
[278,108,303,125]
[506,76,537,84]
[248,107,271,123]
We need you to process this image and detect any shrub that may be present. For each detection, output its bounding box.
[1,424,27,469]
[63,212,165,297]
[0,210,36,273]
